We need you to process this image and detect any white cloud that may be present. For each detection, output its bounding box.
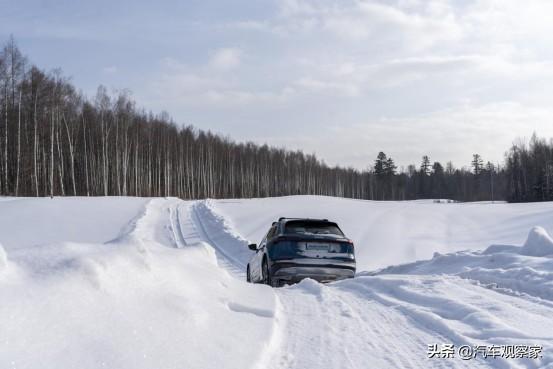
[295,77,360,97]
[256,102,553,169]
[267,0,462,50]
[132,0,553,169]
[143,55,296,109]
[11,0,553,171]
[208,48,242,70]
[102,65,118,74]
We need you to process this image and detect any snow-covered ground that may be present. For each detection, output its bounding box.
[210,196,553,270]
[1,196,553,368]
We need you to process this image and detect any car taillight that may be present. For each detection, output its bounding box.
[269,240,297,258]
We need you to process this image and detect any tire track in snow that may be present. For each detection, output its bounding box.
[168,202,187,248]
[188,200,443,368]
[162,199,201,248]
[188,200,436,368]
[189,200,442,368]
[341,275,553,369]
[267,280,488,369]
[190,200,247,278]
[184,199,284,368]
[177,203,202,245]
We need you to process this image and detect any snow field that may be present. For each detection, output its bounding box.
[2,195,553,368]
[210,196,553,270]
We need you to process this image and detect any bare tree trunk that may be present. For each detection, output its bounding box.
[50,110,54,198]
[134,132,139,196]
[147,131,152,196]
[62,113,76,195]
[33,91,39,196]
[100,110,108,196]
[15,90,21,195]
[115,115,120,196]
[82,115,90,196]
[4,87,8,194]
[122,126,128,196]
[55,111,65,196]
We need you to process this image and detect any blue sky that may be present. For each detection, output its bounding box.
[2,0,553,169]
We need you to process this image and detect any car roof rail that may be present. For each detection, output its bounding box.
[278,217,330,222]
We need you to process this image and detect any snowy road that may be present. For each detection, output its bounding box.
[1,196,553,368]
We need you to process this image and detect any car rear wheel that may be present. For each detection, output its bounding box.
[246,265,251,283]
[262,259,272,286]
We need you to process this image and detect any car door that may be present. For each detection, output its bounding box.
[252,233,267,282]
[256,225,279,282]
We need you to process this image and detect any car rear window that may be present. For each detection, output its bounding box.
[284,221,344,236]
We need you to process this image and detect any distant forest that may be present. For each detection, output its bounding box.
[1,37,552,202]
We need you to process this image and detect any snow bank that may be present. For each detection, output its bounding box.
[372,226,553,302]
[0,198,279,369]
[0,197,149,251]
[193,200,253,275]
[520,226,553,256]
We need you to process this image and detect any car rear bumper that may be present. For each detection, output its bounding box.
[270,258,356,284]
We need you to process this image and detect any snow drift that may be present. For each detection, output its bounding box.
[374,226,553,302]
[521,226,553,257]
[0,197,149,251]
[0,197,278,369]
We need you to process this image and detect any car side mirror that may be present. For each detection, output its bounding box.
[248,243,257,251]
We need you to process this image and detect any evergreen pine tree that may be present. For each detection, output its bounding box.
[471,154,484,175]
[421,156,431,175]
[374,152,387,176]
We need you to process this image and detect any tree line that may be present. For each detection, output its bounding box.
[368,152,505,201]
[0,37,370,199]
[0,37,549,202]
[504,135,553,202]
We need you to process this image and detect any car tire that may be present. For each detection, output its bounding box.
[262,259,272,286]
[246,265,251,283]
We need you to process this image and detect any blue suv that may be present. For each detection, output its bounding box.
[246,218,356,286]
